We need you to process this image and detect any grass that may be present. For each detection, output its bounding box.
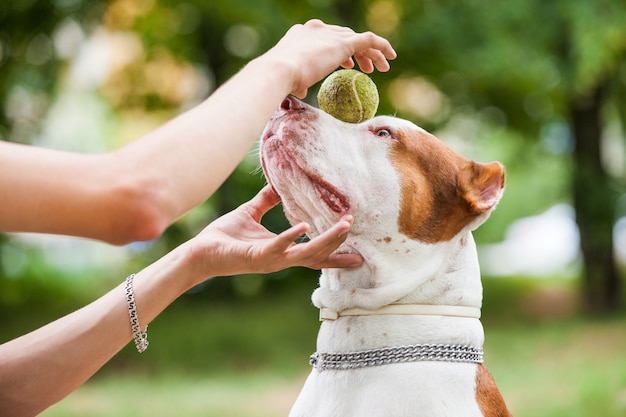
[39,372,301,417]
[3,278,625,417]
[486,317,626,416]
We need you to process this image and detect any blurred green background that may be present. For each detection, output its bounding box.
[1,0,626,416]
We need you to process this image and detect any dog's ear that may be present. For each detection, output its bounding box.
[458,161,505,214]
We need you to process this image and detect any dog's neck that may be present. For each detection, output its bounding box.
[313,231,483,312]
[311,231,485,352]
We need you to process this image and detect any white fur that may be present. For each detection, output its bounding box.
[291,363,484,417]
[260,100,496,417]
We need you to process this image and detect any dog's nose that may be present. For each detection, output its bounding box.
[281,96,306,112]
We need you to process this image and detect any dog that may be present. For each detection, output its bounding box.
[260,96,512,417]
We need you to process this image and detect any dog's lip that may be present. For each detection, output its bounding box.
[311,175,350,213]
[261,126,276,143]
[261,132,350,214]
[259,138,278,199]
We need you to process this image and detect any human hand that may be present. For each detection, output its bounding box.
[185,186,363,280]
[264,19,397,98]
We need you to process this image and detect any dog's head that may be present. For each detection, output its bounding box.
[260,97,504,248]
[261,96,505,311]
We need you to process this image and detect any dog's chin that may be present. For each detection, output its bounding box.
[281,194,340,233]
[277,179,350,225]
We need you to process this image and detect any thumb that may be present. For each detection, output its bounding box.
[246,185,281,222]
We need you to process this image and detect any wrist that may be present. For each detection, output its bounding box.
[135,243,200,300]
[175,237,224,288]
[245,52,298,97]
[164,242,210,292]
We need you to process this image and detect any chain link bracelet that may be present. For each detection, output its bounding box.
[124,274,149,353]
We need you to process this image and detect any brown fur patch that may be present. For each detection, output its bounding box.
[390,128,504,243]
[391,129,472,243]
[475,364,513,417]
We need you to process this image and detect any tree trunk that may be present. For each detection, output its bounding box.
[569,82,621,313]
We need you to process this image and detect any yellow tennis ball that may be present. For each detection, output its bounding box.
[317,69,379,123]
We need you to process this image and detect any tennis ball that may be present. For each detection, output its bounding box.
[317,69,379,123]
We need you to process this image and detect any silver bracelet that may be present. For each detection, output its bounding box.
[124,274,149,353]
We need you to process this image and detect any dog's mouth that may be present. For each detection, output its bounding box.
[312,176,350,213]
[261,131,350,214]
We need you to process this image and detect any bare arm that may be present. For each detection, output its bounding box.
[0,20,396,244]
[0,186,363,417]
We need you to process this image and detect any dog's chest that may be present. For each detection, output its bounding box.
[290,362,485,417]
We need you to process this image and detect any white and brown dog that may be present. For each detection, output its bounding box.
[260,96,512,417]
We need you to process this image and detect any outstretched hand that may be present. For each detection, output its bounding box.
[266,19,397,99]
[186,186,363,279]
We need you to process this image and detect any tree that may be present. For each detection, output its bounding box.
[388,0,626,312]
[2,0,624,312]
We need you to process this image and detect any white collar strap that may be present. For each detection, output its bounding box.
[319,304,481,321]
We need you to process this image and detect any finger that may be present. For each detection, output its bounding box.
[308,252,364,269]
[266,222,310,254]
[355,49,392,73]
[354,52,374,74]
[246,185,281,222]
[351,32,397,62]
[308,217,352,253]
[286,216,352,262]
[377,39,397,60]
[340,57,355,69]
[367,49,393,72]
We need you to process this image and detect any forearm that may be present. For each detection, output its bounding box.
[0,58,294,244]
[0,21,394,244]
[0,246,197,417]
[115,56,296,218]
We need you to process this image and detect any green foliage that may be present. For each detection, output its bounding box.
[563,0,626,93]
[0,0,105,140]
[391,0,626,131]
[1,0,625,306]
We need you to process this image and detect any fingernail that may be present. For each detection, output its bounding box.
[341,215,354,224]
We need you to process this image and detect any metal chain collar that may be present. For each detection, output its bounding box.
[309,344,484,372]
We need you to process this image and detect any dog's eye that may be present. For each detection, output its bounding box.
[376,129,391,137]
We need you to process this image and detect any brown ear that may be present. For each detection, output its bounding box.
[458,161,505,214]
